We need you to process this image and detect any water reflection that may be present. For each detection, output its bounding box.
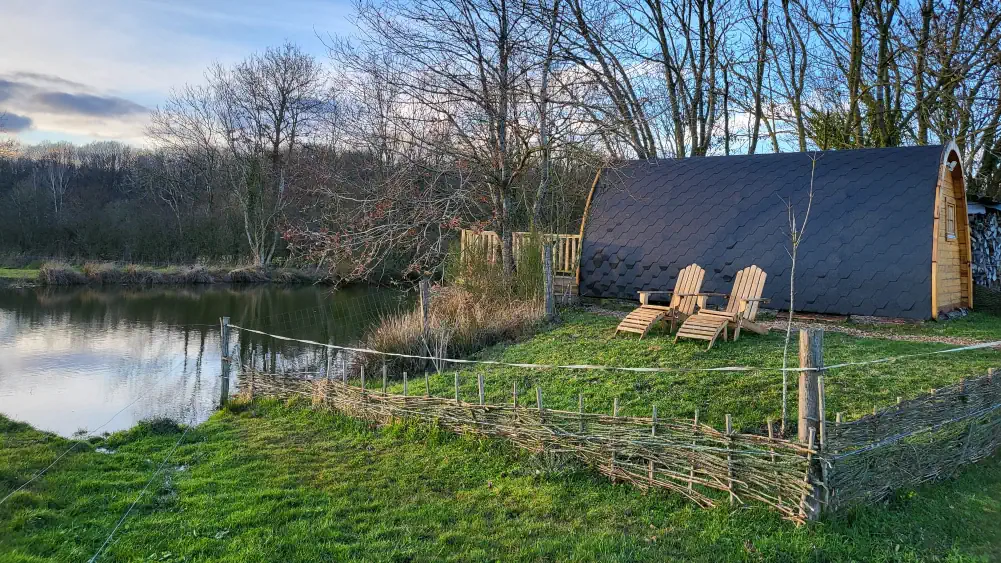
[0,284,405,436]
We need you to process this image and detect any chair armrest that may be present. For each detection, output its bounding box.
[638,290,675,305]
[737,297,770,315]
[676,292,728,298]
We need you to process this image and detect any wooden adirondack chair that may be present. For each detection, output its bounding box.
[674,265,770,350]
[615,264,706,338]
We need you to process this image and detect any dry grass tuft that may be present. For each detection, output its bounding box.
[38,262,87,285]
[228,266,271,284]
[367,286,545,373]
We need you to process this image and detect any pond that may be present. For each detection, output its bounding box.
[0,284,408,436]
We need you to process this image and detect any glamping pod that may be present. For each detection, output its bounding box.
[578,144,971,320]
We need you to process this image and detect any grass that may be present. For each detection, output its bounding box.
[0,269,37,280]
[368,286,546,374]
[371,310,1001,432]
[3,401,1001,561]
[23,262,329,286]
[849,311,1001,342]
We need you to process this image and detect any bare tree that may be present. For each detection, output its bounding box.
[211,42,329,266]
[779,152,817,435]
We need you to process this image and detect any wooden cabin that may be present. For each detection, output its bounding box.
[578,143,971,320]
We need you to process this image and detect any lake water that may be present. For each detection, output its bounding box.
[0,284,407,436]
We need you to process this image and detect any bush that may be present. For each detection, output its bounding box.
[38,262,86,285]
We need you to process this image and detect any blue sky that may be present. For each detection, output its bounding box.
[0,0,355,145]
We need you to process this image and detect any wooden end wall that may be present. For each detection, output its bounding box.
[932,148,973,318]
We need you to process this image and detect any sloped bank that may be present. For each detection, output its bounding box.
[35,262,329,286]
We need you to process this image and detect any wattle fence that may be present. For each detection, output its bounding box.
[222,320,1001,525]
[246,371,815,522]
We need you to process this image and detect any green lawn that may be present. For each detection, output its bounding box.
[0,268,37,280]
[2,402,1001,561]
[377,311,1001,432]
[850,311,1001,342]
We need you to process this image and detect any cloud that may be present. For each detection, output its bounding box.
[0,72,150,144]
[0,112,33,132]
[33,92,147,118]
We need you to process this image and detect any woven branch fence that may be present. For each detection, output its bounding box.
[825,368,1001,511]
[245,371,816,523]
[222,320,1001,525]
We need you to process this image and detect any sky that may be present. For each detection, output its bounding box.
[0,0,354,145]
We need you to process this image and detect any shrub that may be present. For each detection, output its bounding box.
[38,262,86,285]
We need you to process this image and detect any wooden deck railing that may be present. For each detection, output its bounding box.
[460,229,581,275]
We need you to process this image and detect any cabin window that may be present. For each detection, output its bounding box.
[946,201,957,240]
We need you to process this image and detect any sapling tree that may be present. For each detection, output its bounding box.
[780,152,818,435]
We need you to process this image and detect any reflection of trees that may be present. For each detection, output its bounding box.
[2,285,411,432]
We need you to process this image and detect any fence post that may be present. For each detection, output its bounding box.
[725,414,735,505]
[219,317,231,406]
[382,362,388,395]
[543,241,555,321]
[798,328,823,443]
[798,328,824,521]
[420,278,431,339]
[478,373,485,405]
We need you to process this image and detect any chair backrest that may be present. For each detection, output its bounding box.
[669,263,706,316]
[724,265,767,320]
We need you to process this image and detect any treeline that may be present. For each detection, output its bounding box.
[1,0,1000,281]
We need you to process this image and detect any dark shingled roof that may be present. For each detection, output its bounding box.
[579,145,947,319]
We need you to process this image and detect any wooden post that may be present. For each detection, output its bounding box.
[728,414,736,500]
[424,372,430,397]
[767,417,779,504]
[219,317,231,406]
[543,241,555,321]
[419,278,431,339]
[648,405,657,485]
[611,396,618,481]
[800,427,820,521]
[341,355,347,386]
[454,372,460,403]
[382,362,388,395]
[360,366,366,394]
[798,329,823,444]
[326,347,332,381]
[512,382,518,407]
[688,409,699,491]
[478,373,485,405]
[578,393,584,433]
[403,371,408,396]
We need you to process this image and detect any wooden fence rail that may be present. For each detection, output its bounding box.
[460,229,581,275]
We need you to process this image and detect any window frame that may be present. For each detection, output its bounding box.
[945,201,957,240]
